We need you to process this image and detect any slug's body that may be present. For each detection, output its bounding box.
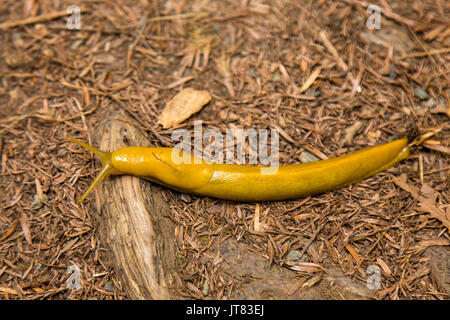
[68,137,410,202]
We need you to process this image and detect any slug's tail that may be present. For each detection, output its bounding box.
[66,138,121,203]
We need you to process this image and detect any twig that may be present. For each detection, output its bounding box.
[148,12,209,22]
[0,9,88,29]
[318,31,348,72]
[401,47,450,59]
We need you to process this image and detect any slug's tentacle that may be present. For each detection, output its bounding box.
[67,138,121,203]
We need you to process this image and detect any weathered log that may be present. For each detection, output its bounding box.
[92,118,177,299]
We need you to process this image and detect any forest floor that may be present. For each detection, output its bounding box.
[0,0,449,299]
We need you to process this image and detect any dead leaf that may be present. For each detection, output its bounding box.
[157,88,211,129]
[392,174,450,232]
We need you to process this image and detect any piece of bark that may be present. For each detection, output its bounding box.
[157,88,211,128]
[93,119,178,299]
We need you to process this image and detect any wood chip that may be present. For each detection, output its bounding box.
[0,286,19,295]
[376,257,392,275]
[254,203,260,233]
[299,67,322,93]
[344,120,363,145]
[20,212,32,244]
[157,88,211,128]
[345,244,362,266]
[0,219,19,242]
[287,262,324,273]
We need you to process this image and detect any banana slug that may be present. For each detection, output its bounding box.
[67,137,410,202]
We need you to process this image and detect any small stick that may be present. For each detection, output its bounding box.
[148,12,209,22]
[318,30,348,72]
[419,154,423,186]
[0,9,88,29]
[401,47,450,59]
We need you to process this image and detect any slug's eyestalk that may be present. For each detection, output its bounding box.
[67,138,121,203]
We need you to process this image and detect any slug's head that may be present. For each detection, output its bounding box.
[67,138,121,203]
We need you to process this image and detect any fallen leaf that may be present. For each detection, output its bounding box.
[157,88,211,129]
[392,174,450,232]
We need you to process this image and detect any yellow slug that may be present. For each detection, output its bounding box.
[67,137,410,202]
